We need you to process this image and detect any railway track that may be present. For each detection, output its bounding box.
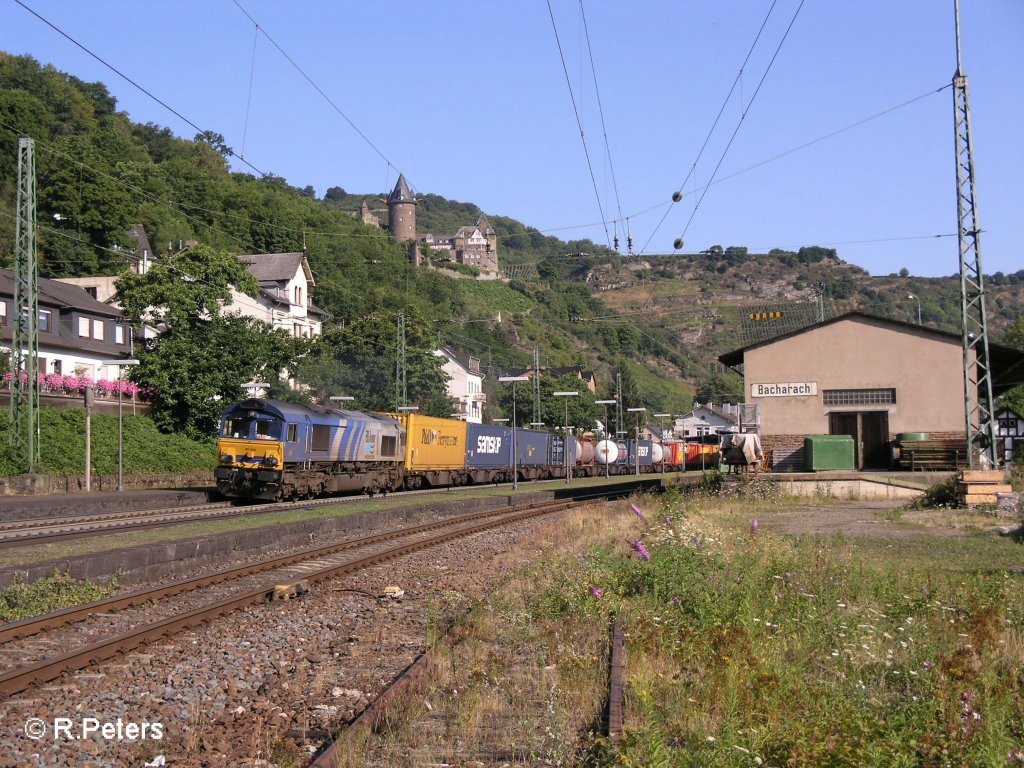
[0,482,524,549]
[0,497,577,700]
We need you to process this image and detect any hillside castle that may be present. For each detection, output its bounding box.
[356,175,499,278]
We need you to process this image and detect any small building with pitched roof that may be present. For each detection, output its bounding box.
[719,312,1024,471]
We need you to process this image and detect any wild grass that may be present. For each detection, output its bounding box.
[571,492,1024,767]
[332,486,1024,766]
[0,568,119,622]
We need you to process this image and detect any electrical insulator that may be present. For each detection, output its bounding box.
[613,235,620,251]
[671,191,683,203]
[673,238,684,250]
[627,236,633,252]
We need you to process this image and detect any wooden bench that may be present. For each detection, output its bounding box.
[897,439,968,471]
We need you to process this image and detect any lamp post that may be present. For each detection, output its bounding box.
[907,293,921,324]
[499,375,529,491]
[654,412,670,473]
[553,391,578,484]
[100,358,139,492]
[242,381,269,399]
[627,407,646,476]
[596,399,617,479]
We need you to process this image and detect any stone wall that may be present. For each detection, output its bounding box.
[0,470,213,496]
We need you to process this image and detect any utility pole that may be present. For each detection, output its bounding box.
[615,372,623,437]
[952,0,996,468]
[532,346,541,427]
[10,137,40,473]
[395,311,407,410]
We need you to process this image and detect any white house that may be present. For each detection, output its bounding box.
[227,252,325,338]
[59,249,325,340]
[435,345,485,423]
[673,402,743,438]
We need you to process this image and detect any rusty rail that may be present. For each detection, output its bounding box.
[0,500,574,700]
[608,616,625,745]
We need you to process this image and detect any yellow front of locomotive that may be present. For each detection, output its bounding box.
[215,407,285,499]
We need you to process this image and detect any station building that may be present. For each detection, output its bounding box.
[718,312,1024,471]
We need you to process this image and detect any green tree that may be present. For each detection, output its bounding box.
[117,245,258,324]
[295,309,449,416]
[135,315,301,438]
[999,317,1024,416]
[117,244,297,437]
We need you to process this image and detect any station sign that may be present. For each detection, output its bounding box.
[750,382,818,398]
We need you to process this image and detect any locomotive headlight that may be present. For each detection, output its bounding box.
[265,456,279,467]
[220,453,233,464]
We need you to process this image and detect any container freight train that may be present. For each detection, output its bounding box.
[214,399,718,501]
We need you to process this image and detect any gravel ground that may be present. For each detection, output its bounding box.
[0,511,562,768]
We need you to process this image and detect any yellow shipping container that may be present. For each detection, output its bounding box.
[393,413,468,471]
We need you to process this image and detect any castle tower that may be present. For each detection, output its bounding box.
[387,174,417,242]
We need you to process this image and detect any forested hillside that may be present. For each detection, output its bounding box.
[2,52,1023,439]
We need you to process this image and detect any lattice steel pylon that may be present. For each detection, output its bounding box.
[10,138,40,472]
[395,311,407,410]
[952,0,996,468]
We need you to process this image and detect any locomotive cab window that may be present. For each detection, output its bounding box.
[254,419,279,440]
[381,435,397,457]
[223,417,280,440]
[287,424,298,442]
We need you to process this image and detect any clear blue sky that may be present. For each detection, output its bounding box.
[2,1,1021,277]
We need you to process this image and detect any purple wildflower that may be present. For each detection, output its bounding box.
[1008,748,1023,763]
[663,515,675,531]
[694,533,702,551]
[589,586,603,599]
[784,571,792,581]
[629,502,647,523]
[922,661,935,671]
[630,540,651,562]
[750,518,760,534]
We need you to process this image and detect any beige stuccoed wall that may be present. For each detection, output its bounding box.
[745,315,966,437]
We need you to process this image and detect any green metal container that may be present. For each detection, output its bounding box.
[804,435,855,471]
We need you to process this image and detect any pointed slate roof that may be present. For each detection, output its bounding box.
[476,214,495,235]
[387,174,416,205]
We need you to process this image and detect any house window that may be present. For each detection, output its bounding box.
[294,285,302,306]
[38,309,51,332]
[115,325,126,345]
[52,359,62,374]
[78,316,104,340]
[823,388,896,406]
[85,287,98,299]
[0,300,6,326]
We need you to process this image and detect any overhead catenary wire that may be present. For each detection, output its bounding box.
[230,0,411,191]
[640,0,782,254]
[578,0,626,247]
[11,0,268,178]
[241,22,260,160]
[672,0,807,248]
[546,0,611,248]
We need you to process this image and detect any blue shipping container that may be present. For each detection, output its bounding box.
[466,423,513,468]
[627,439,655,466]
[515,429,550,467]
